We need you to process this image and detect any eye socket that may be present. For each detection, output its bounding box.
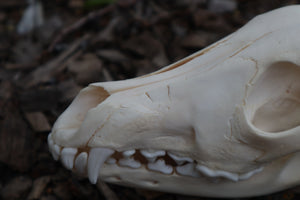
[248,61,300,133]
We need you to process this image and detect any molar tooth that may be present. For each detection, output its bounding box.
[88,148,114,184]
[147,159,173,174]
[239,167,264,180]
[176,163,200,178]
[75,152,88,174]
[122,150,135,157]
[140,150,165,162]
[168,153,193,165]
[119,157,141,168]
[61,147,78,170]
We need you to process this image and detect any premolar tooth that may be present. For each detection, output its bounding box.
[75,152,88,174]
[122,150,135,157]
[168,153,193,165]
[88,148,114,184]
[140,150,165,162]
[61,148,78,170]
[147,159,173,174]
[176,163,200,178]
[119,157,141,168]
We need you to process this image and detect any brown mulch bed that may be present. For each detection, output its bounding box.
[1,0,300,199]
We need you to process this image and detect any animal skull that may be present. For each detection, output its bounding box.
[48,6,300,197]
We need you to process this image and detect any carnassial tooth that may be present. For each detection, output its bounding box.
[168,152,193,165]
[147,159,173,174]
[140,150,165,162]
[61,148,78,170]
[88,148,114,184]
[176,163,200,178]
[122,150,135,157]
[119,157,141,168]
[75,152,88,174]
[196,164,239,182]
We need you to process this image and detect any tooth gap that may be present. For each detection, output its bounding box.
[160,154,177,166]
[133,150,148,164]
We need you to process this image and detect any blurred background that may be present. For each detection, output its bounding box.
[1,0,300,199]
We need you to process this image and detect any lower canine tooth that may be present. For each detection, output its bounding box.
[147,159,173,174]
[75,152,88,174]
[119,157,141,168]
[140,150,165,162]
[176,163,200,178]
[61,148,78,170]
[168,153,193,165]
[88,148,114,184]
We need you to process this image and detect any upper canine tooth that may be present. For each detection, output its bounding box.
[140,150,166,162]
[147,159,173,174]
[75,152,88,174]
[61,147,78,170]
[168,153,193,165]
[119,157,141,168]
[88,148,114,184]
[176,163,200,178]
[122,150,135,157]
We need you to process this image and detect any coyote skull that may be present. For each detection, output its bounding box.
[48,6,300,197]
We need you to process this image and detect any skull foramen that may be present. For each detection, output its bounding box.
[48,6,300,197]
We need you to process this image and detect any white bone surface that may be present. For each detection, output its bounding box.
[48,6,300,197]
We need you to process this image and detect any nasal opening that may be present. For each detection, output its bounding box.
[52,85,110,139]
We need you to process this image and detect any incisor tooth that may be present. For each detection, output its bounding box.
[61,147,78,170]
[52,144,61,161]
[88,148,114,184]
[168,153,193,165]
[119,157,141,169]
[75,152,88,174]
[140,150,165,162]
[147,159,173,174]
[176,163,200,178]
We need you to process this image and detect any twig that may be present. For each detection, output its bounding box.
[96,181,119,200]
[48,4,115,52]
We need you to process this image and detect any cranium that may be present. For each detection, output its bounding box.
[48,6,300,197]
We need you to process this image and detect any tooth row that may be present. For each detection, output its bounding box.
[48,134,263,184]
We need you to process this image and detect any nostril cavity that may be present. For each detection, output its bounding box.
[52,85,110,140]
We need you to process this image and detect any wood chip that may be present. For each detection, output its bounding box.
[0,176,32,200]
[25,112,51,132]
[27,176,51,200]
